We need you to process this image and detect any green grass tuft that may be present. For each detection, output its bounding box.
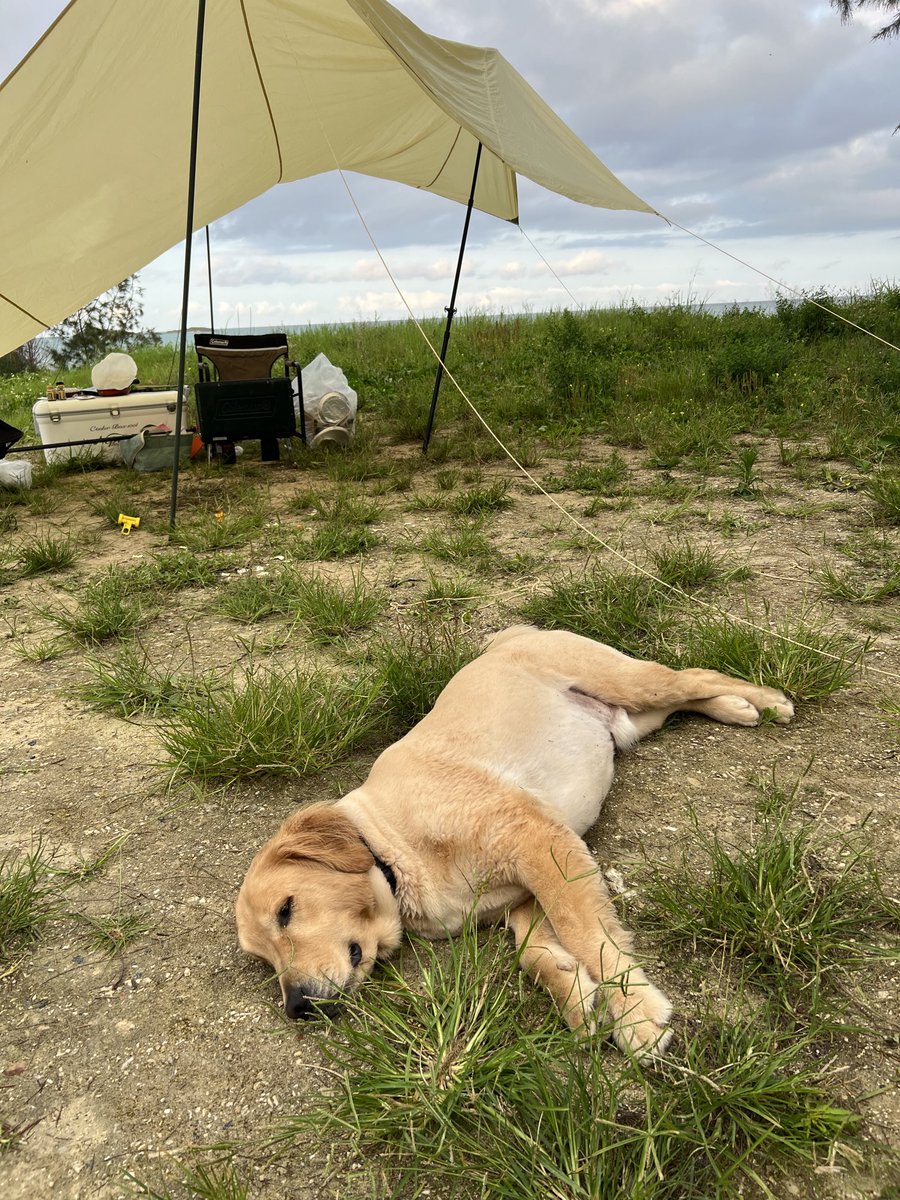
[641,809,899,1012]
[16,533,78,577]
[450,480,514,515]
[0,843,60,963]
[866,467,900,525]
[360,617,481,735]
[158,664,383,785]
[43,568,146,643]
[676,612,867,700]
[75,644,193,717]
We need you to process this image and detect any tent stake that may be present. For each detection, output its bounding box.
[422,142,482,454]
[168,0,207,533]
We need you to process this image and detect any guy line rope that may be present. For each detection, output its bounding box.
[336,168,900,686]
[286,45,899,686]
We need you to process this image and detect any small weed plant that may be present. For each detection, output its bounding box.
[731,445,762,496]
[76,909,153,957]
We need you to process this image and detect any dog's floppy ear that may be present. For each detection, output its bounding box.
[269,803,373,875]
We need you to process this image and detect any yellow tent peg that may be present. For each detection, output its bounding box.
[117,513,140,535]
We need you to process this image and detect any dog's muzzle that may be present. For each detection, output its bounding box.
[284,983,340,1021]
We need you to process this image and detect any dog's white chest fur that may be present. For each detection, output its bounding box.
[342,680,636,936]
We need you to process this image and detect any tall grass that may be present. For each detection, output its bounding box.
[5,291,898,462]
[273,919,861,1200]
[157,663,383,785]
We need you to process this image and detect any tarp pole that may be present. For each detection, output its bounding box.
[205,225,215,334]
[422,142,482,453]
[167,0,207,532]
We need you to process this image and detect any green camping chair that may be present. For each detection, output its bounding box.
[194,332,306,463]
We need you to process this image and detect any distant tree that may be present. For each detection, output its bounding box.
[50,275,161,368]
[831,2,900,127]
[831,0,900,39]
[0,337,51,376]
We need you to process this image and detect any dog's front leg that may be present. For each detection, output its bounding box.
[506,898,600,1027]
[506,826,672,1057]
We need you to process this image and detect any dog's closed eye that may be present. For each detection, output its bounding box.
[277,897,293,928]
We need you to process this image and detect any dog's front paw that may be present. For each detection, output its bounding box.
[601,971,673,1059]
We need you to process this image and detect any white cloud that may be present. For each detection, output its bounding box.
[5,0,897,329]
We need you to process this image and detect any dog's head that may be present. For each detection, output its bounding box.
[235,803,402,1019]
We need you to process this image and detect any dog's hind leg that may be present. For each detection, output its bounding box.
[503,821,672,1057]
[503,629,795,727]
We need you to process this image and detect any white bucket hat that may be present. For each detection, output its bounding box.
[91,352,138,394]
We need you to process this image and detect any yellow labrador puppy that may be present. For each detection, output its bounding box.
[236,626,793,1057]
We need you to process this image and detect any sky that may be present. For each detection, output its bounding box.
[2,0,899,332]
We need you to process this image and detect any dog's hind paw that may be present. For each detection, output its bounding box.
[704,691,794,727]
[746,686,794,725]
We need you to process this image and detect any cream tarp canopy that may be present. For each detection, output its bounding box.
[0,0,658,358]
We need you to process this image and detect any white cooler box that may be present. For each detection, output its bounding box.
[32,388,187,464]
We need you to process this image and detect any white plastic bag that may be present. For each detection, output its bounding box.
[0,459,33,489]
[294,353,357,439]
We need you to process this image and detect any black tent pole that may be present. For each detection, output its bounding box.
[205,225,215,334]
[167,0,207,533]
[422,141,482,454]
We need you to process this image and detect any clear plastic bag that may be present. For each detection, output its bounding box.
[295,353,357,441]
[0,459,33,488]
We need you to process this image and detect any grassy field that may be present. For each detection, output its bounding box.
[0,292,898,1199]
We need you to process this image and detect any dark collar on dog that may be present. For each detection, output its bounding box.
[361,838,398,896]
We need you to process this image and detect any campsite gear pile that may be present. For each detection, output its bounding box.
[32,384,187,465]
[120,424,193,472]
[297,353,357,448]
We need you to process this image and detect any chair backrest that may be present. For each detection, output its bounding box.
[194,333,289,381]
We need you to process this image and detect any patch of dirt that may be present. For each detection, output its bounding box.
[1,435,898,1198]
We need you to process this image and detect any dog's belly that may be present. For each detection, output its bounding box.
[480,687,624,835]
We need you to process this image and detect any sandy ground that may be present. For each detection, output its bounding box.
[0,437,897,1198]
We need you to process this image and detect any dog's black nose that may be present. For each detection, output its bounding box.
[283,985,338,1021]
